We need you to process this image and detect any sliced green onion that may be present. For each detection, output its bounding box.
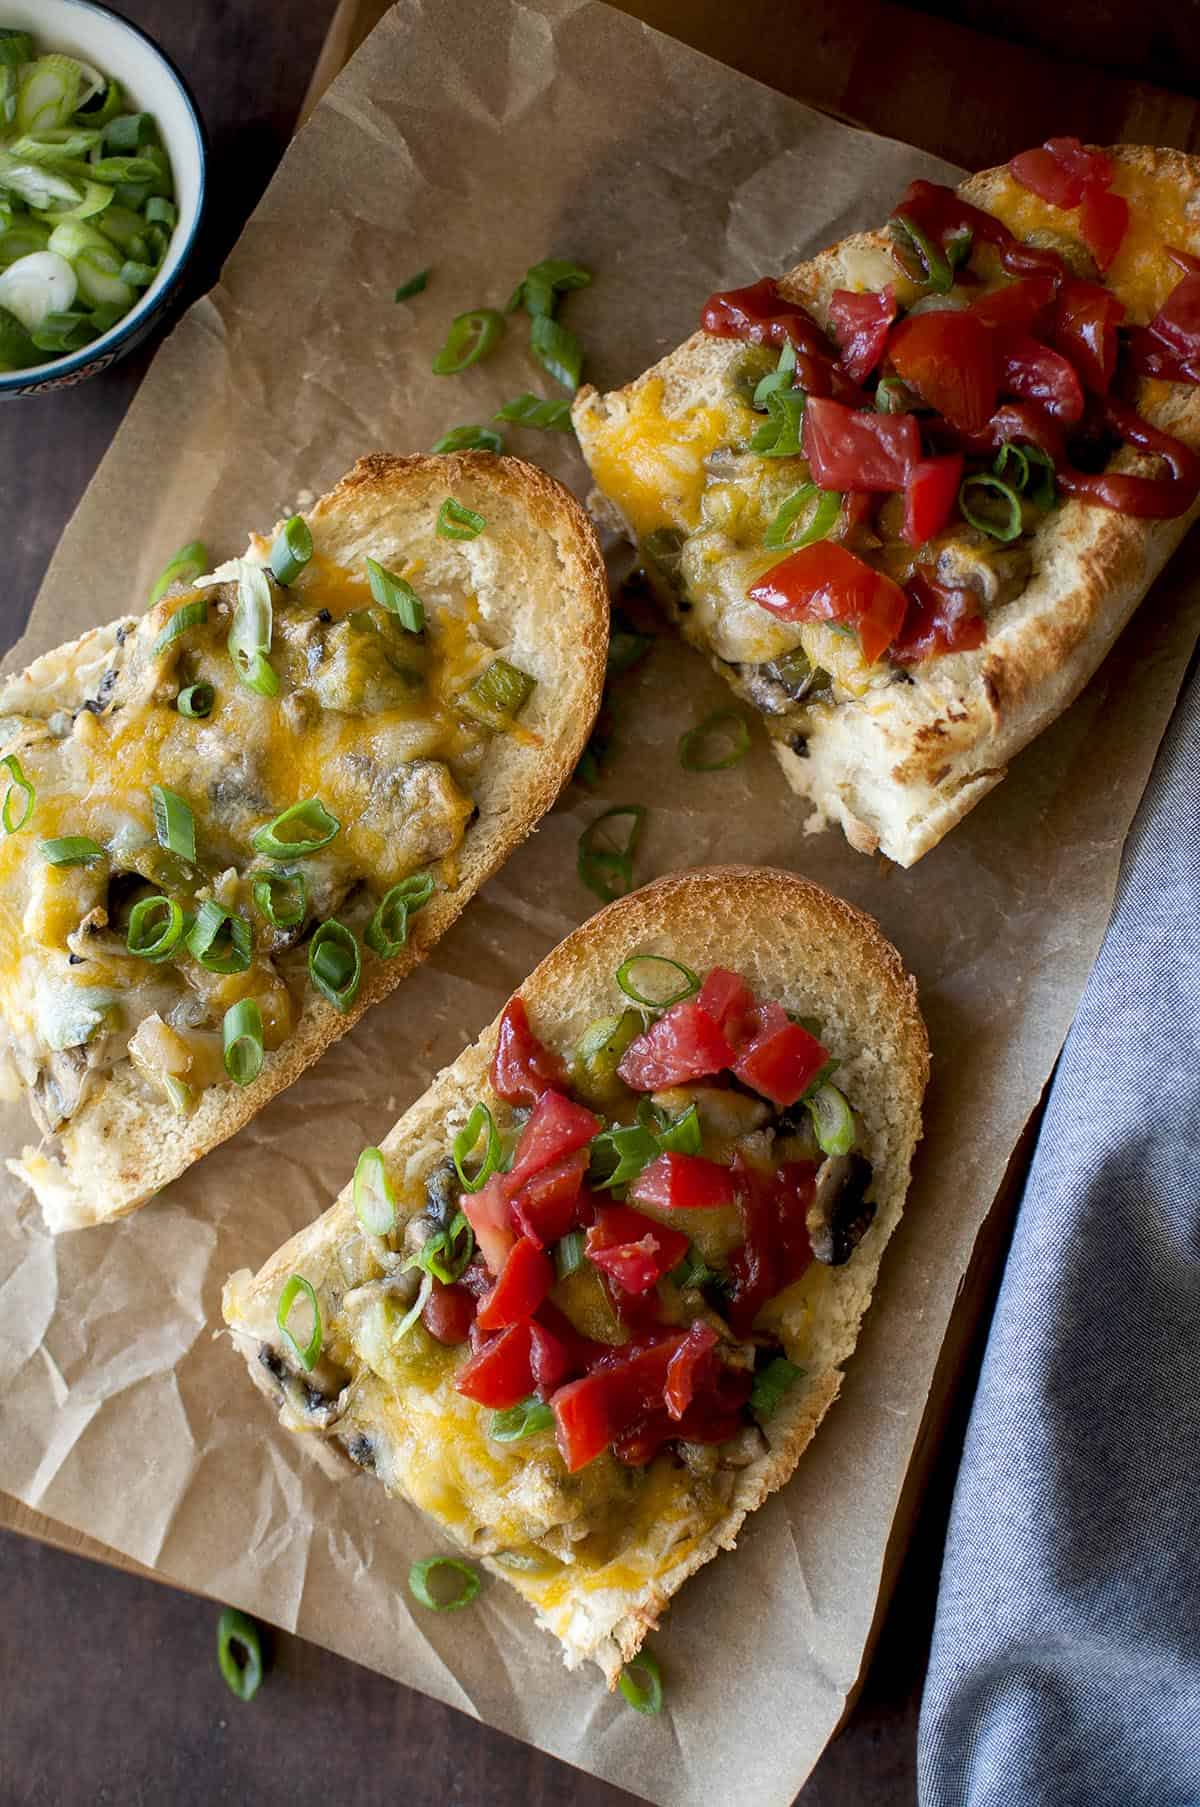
[616,954,699,1009]
[145,195,176,229]
[436,497,486,541]
[657,1103,702,1155]
[227,563,277,695]
[459,657,535,731]
[607,615,654,675]
[752,340,797,408]
[268,514,312,586]
[102,111,156,153]
[73,243,133,309]
[671,1245,720,1293]
[177,682,214,719]
[216,1607,263,1703]
[510,258,592,318]
[223,998,264,1087]
[0,30,33,68]
[364,556,424,632]
[76,76,123,126]
[407,1210,474,1285]
[118,257,154,288]
[947,226,974,270]
[763,484,841,552]
[151,784,196,864]
[555,1229,586,1280]
[150,592,207,650]
[1,752,34,834]
[30,309,96,354]
[494,392,573,431]
[365,870,436,959]
[0,223,51,269]
[11,128,101,165]
[39,835,102,866]
[0,302,38,368]
[618,1650,663,1715]
[126,893,184,961]
[394,267,430,301]
[308,919,361,1013]
[432,307,504,375]
[250,798,340,859]
[353,1146,397,1236]
[875,375,917,414]
[431,424,504,454]
[452,1101,502,1193]
[750,387,805,458]
[890,212,953,292]
[408,1557,480,1612]
[589,1119,659,1191]
[530,312,582,392]
[805,1082,856,1156]
[393,1270,433,1341]
[750,1356,803,1420]
[995,441,1055,510]
[489,1397,555,1443]
[958,473,1022,544]
[679,708,751,772]
[252,868,307,931]
[186,900,252,974]
[0,156,83,211]
[577,805,645,904]
[16,55,82,135]
[276,1274,321,1372]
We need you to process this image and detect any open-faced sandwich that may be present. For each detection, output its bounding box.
[223,866,928,1681]
[0,453,607,1231]
[573,141,1200,864]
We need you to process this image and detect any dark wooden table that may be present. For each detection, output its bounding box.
[2,4,1198,1803]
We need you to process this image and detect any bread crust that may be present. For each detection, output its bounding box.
[572,144,1200,865]
[7,452,609,1230]
[223,866,929,1679]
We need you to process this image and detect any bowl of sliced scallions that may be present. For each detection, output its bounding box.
[0,0,204,394]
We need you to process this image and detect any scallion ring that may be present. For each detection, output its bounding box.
[364,870,435,959]
[216,1607,263,1703]
[393,1269,433,1341]
[226,563,276,696]
[308,919,361,1013]
[530,312,582,392]
[1,753,34,834]
[436,497,486,541]
[222,998,264,1088]
[618,1650,664,1716]
[889,211,953,292]
[494,392,573,432]
[489,1397,555,1443]
[554,1229,586,1281]
[147,540,208,610]
[252,868,307,931]
[408,1556,481,1612]
[805,1081,856,1156]
[176,682,214,719]
[432,307,504,375]
[268,514,313,586]
[679,708,751,772]
[763,484,841,552]
[151,783,196,864]
[126,892,184,961]
[749,387,805,458]
[958,473,1023,544]
[431,424,504,454]
[152,595,207,658]
[39,835,103,866]
[995,440,1055,510]
[353,1145,397,1237]
[276,1273,321,1372]
[394,267,430,301]
[616,954,699,1010]
[577,805,646,904]
[407,1210,474,1284]
[452,1101,502,1193]
[185,899,252,974]
[752,340,797,409]
[250,798,340,859]
[750,1356,803,1421]
[874,375,915,415]
[364,557,424,632]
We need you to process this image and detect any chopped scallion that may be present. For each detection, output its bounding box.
[250,798,339,859]
[126,892,184,961]
[577,805,645,904]
[186,900,252,974]
[151,783,195,864]
[394,267,430,301]
[268,514,312,586]
[39,835,102,866]
[459,658,535,731]
[276,1274,321,1372]
[436,497,486,541]
[308,919,361,1012]
[432,307,503,375]
[489,1397,554,1443]
[616,954,699,1009]
[530,312,582,392]
[252,868,307,931]
[176,682,214,719]
[763,484,841,552]
[406,1210,474,1285]
[216,1607,263,1703]
[222,997,264,1087]
[353,1146,397,1236]
[364,557,424,632]
[431,424,504,454]
[452,1101,502,1193]
[554,1229,586,1281]
[151,593,207,654]
[0,752,34,834]
[618,1650,663,1715]
[494,392,573,431]
[750,1356,803,1420]
[805,1081,856,1156]
[408,1556,480,1612]
[958,472,1022,543]
[364,870,435,959]
[678,708,751,772]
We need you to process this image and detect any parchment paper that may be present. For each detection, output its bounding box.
[2,4,1197,1803]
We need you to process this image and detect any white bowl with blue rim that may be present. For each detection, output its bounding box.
[0,0,205,397]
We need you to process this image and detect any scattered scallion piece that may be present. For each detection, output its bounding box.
[0,752,34,833]
[874,375,917,415]
[752,340,797,408]
[394,1271,433,1341]
[408,1557,481,1612]
[889,211,953,292]
[308,919,361,1013]
[452,1101,502,1193]
[577,804,645,904]
[509,258,591,318]
[226,563,277,695]
[216,1607,263,1703]
[671,1245,720,1293]
[252,868,307,931]
[530,312,582,392]
[656,1102,702,1155]
[268,514,312,586]
[406,1210,474,1285]
[606,611,654,676]
[39,834,102,866]
[958,472,1022,543]
[126,892,184,961]
[250,798,340,859]
[186,900,252,974]
[994,440,1055,510]
[431,424,504,454]
[763,483,841,552]
[432,306,504,375]
[223,997,264,1087]
[750,1356,803,1420]
[494,392,573,431]
[616,954,699,1009]
[436,497,486,541]
[151,783,196,864]
[459,658,536,733]
[364,556,424,632]
[678,708,751,772]
[276,1273,322,1372]
[805,1081,856,1156]
[618,1650,663,1716]
[489,1397,554,1443]
[394,267,430,301]
[750,386,805,458]
[364,870,435,959]
[353,1146,397,1237]
[176,682,214,719]
[151,594,207,655]
[554,1229,586,1281]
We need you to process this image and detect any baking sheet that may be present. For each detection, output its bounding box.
[1,2,1198,1802]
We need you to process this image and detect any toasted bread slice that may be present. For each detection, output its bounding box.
[1,453,607,1230]
[573,145,1200,865]
[223,866,928,1681]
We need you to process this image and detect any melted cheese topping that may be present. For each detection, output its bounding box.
[585,377,739,538]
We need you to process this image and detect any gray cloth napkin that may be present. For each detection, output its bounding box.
[917,665,1200,1807]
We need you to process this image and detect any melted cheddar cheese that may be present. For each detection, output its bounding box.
[585,377,742,539]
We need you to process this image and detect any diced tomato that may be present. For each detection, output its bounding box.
[802,395,919,492]
[529,1319,572,1398]
[663,1322,719,1420]
[773,1161,819,1287]
[886,310,998,432]
[697,966,757,1045]
[509,1148,587,1246]
[628,1151,738,1212]
[455,1320,535,1408]
[613,1363,754,1464]
[971,273,1057,335]
[1078,184,1129,273]
[476,1235,554,1331]
[1008,137,1112,209]
[463,1173,516,1276]
[726,1156,816,1333]
[552,1334,684,1471]
[1128,270,1200,385]
[504,1089,600,1199]
[585,1204,690,1295]
[892,569,986,664]
[616,999,734,1092]
[490,997,568,1108]
[536,1299,606,1378]
[733,1001,829,1108]
[997,334,1084,427]
[422,1279,477,1345]
[748,541,907,667]
[902,452,963,546]
[827,285,897,382]
[1054,278,1125,393]
[700,276,833,358]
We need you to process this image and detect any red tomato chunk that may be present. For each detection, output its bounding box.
[490,998,569,1108]
[616,1000,734,1091]
[456,1320,536,1408]
[629,1151,738,1212]
[476,1236,555,1331]
[585,1204,690,1294]
[733,1002,828,1108]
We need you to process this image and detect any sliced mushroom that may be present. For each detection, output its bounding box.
[925,524,1033,610]
[806,1151,876,1266]
[31,1045,93,1130]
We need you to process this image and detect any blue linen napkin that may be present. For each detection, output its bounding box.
[917,666,1200,1807]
